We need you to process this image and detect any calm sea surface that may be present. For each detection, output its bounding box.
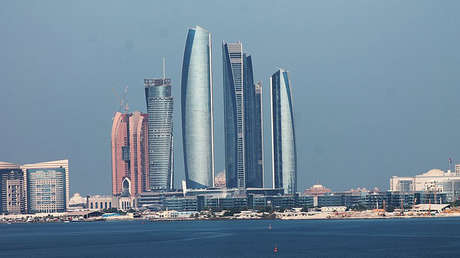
[1,218,460,258]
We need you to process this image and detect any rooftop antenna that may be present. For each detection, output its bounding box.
[162,57,166,80]
[123,86,129,113]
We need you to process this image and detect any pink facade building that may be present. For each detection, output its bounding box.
[111,111,149,196]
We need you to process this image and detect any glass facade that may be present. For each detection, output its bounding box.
[223,43,264,189]
[222,42,245,189]
[0,168,25,214]
[181,26,215,189]
[27,168,66,213]
[244,59,264,188]
[270,69,297,194]
[145,78,174,190]
[111,112,149,196]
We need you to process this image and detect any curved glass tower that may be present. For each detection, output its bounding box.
[223,42,264,189]
[270,69,297,194]
[222,42,245,189]
[181,26,215,189]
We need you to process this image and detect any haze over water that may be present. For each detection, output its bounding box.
[1,1,460,194]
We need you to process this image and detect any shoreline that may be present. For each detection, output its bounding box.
[2,212,460,224]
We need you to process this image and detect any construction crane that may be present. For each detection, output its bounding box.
[112,86,129,113]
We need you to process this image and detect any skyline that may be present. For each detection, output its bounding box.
[1,1,460,194]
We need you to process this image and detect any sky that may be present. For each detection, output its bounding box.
[1,0,460,195]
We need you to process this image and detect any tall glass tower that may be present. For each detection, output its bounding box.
[245,79,264,188]
[181,26,215,189]
[270,69,297,194]
[223,42,264,189]
[145,78,174,191]
[223,42,245,189]
[243,56,264,188]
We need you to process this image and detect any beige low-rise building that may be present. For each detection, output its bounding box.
[86,195,136,211]
[390,168,460,202]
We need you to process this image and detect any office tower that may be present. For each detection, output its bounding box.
[223,42,264,189]
[181,25,215,189]
[244,69,264,188]
[270,69,297,194]
[111,111,149,196]
[145,77,174,191]
[252,81,264,187]
[0,162,25,214]
[222,42,245,189]
[22,160,69,213]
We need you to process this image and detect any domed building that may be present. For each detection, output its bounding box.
[303,184,332,196]
[214,171,226,188]
[390,166,460,202]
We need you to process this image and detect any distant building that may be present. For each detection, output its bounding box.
[222,42,264,189]
[270,69,297,194]
[0,162,25,214]
[26,167,66,213]
[22,160,69,212]
[214,171,226,188]
[86,195,136,211]
[68,193,86,210]
[145,77,174,191]
[390,168,460,202]
[111,111,149,196]
[181,25,215,189]
[249,81,264,188]
[303,184,332,196]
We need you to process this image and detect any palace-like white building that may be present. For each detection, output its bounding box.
[390,165,460,202]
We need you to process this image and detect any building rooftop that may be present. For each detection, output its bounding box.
[0,161,20,169]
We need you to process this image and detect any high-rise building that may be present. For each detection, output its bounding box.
[0,162,25,214]
[21,160,69,213]
[145,77,174,191]
[270,69,297,194]
[181,25,215,189]
[223,42,245,189]
[244,79,264,188]
[111,111,149,196]
[223,42,264,189]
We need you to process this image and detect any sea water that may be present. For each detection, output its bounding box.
[1,218,459,257]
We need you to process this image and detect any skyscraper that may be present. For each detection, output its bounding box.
[245,80,264,188]
[223,42,264,189]
[27,167,66,213]
[223,42,245,189]
[181,25,215,189]
[145,77,174,191]
[111,111,149,196]
[270,69,297,194]
[0,162,25,214]
[21,159,69,212]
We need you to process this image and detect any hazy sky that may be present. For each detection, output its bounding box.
[1,0,460,195]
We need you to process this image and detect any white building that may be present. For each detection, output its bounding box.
[321,206,347,212]
[390,168,460,201]
[86,195,136,211]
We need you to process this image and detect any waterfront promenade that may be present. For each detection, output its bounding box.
[2,205,460,223]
